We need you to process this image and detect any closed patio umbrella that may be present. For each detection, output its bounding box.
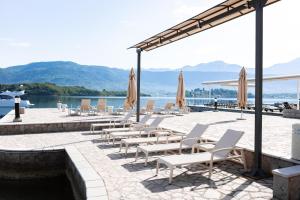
[176,71,186,109]
[125,68,137,109]
[237,67,248,119]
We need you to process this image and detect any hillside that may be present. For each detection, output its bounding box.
[0,58,300,94]
[0,83,150,97]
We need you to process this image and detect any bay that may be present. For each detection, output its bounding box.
[1,95,297,118]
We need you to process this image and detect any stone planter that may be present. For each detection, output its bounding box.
[292,124,300,160]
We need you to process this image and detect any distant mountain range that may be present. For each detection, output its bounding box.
[1,58,300,95]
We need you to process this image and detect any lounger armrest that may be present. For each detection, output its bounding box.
[179,137,198,147]
[180,137,197,143]
[172,132,185,136]
[130,123,147,128]
[199,141,217,145]
[149,129,172,137]
[144,127,159,132]
[199,138,213,143]
[210,147,234,160]
[211,147,234,154]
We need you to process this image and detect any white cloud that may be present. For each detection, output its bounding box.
[9,42,31,48]
[0,37,13,42]
[172,0,222,22]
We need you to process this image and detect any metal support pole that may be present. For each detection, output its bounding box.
[13,96,22,122]
[251,0,265,178]
[297,80,300,110]
[136,48,142,122]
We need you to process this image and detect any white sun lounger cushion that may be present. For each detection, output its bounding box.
[110,117,163,137]
[159,152,225,166]
[137,123,209,153]
[138,143,190,153]
[110,131,146,137]
[122,136,183,145]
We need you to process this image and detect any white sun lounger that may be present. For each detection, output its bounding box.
[109,117,164,145]
[120,132,184,155]
[90,111,134,133]
[101,114,152,136]
[155,129,245,184]
[135,124,209,166]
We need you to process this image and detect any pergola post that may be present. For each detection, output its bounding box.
[251,0,265,178]
[297,80,300,110]
[136,48,142,122]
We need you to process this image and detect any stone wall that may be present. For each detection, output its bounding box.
[0,149,65,179]
[0,149,93,200]
[243,149,299,175]
[283,109,300,119]
[0,120,124,135]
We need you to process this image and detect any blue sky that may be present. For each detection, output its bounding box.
[0,0,299,69]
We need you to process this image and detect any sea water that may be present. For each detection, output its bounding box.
[0,96,297,118]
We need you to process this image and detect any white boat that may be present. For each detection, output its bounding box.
[0,90,34,108]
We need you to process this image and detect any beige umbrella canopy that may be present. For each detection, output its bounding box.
[176,71,185,109]
[237,67,248,109]
[125,68,137,109]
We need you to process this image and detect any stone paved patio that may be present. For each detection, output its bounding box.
[0,130,272,200]
[0,108,121,124]
[0,111,299,199]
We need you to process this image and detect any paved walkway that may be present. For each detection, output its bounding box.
[0,108,120,124]
[158,111,299,160]
[0,111,299,199]
[0,131,273,200]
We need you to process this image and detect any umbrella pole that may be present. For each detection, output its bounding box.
[241,108,243,119]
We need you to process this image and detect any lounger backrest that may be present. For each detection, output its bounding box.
[121,111,133,122]
[182,124,209,147]
[148,117,163,128]
[81,99,91,111]
[124,99,131,111]
[140,114,151,124]
[213,129,244,158]
[146,100,155,111]
[165,102,174,110]
[97,99,106,112]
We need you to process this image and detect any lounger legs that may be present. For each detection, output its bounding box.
[135,148,139,161]
[156,160,174,184]
[145,152,149,166]
[169,166,174,184]
[156,161,160,175]
[125,144,129,155]
[119,142,123,152]
[241,149,247,171]
[209,160,213,179]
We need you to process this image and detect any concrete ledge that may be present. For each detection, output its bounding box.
[0,120,125,135]
[283,109,300,119]
[272,165,300,200]
[0,148,108,200]
[66,146,108,200]
[0,149,65,179]
[189,105,283,116]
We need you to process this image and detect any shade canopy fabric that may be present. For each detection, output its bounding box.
[176,71,185,109]
[237,67,248,108]
[125,68,137,108]
[129,0,280,51]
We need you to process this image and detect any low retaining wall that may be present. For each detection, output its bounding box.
[0,120,124,135]
[0,148,107,200]
[283,109,300,119]
[242,149,300,176]
[0,149,65,179]
[189,105,282,116]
